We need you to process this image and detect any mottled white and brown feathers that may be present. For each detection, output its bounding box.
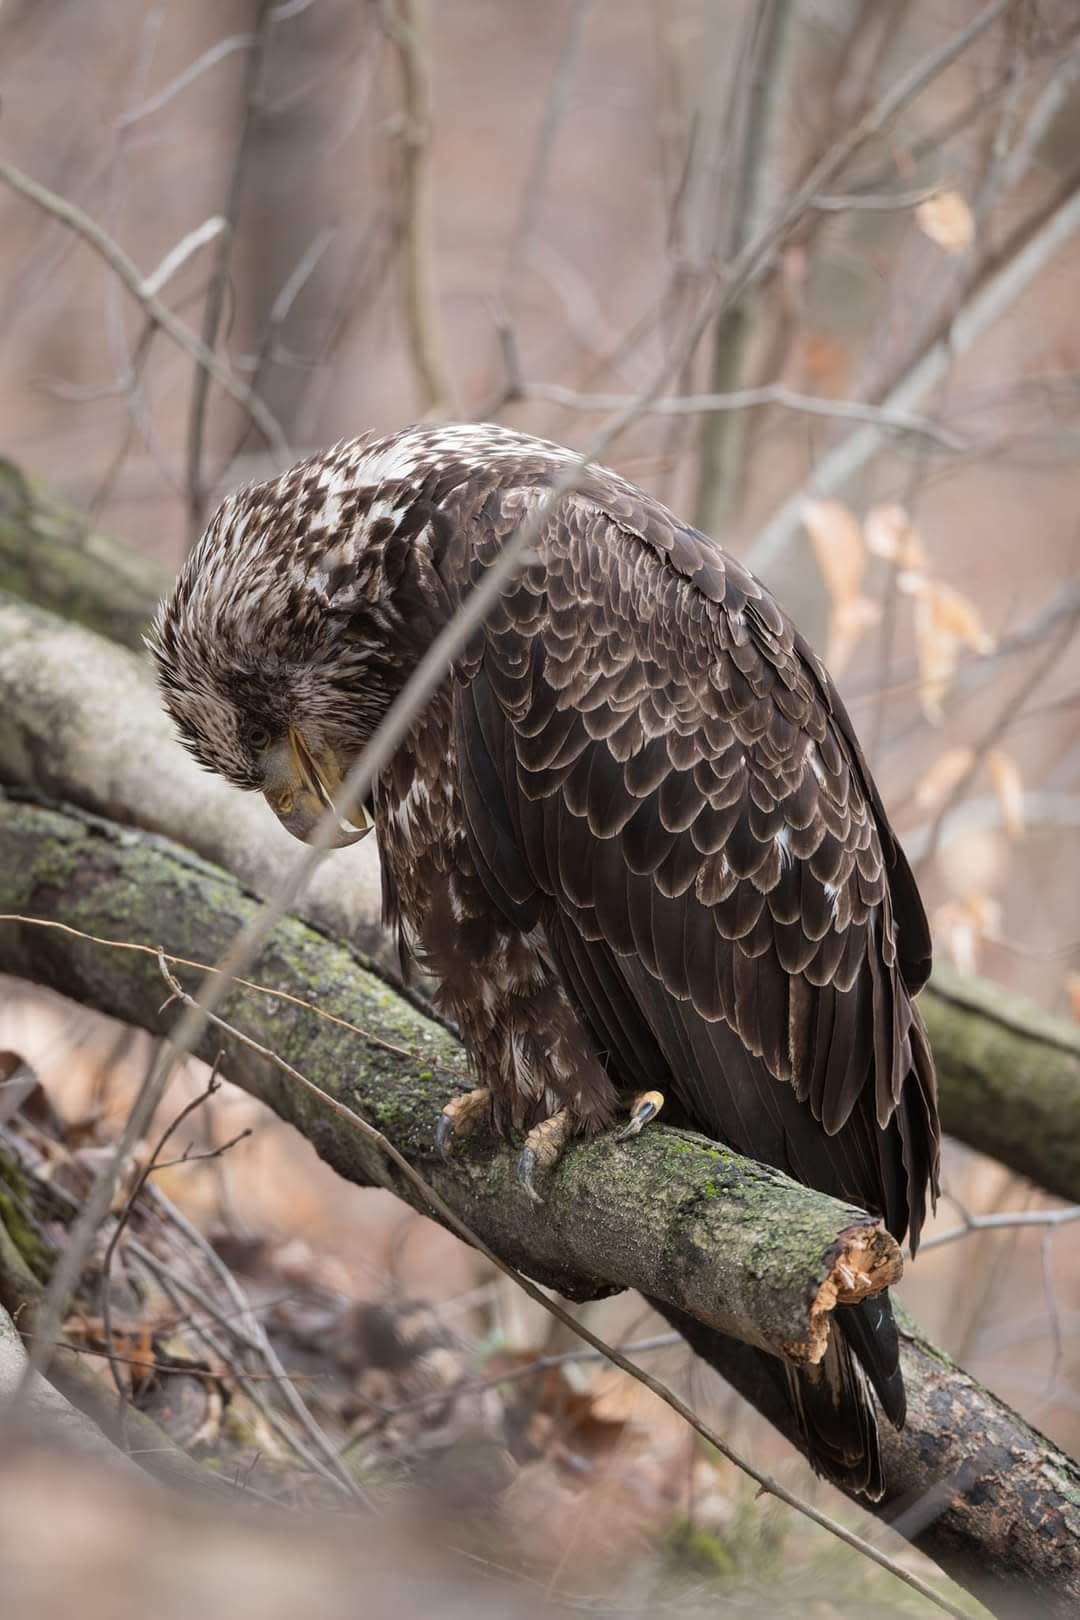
[151,423,941,1498]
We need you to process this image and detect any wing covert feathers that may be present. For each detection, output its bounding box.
[445,441,940,1495]
[455,476,939,1251]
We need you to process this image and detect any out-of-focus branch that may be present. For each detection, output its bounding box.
[0,465,169,652]
[381,0,452,415]
[498,0,593,314]
[746,176,1080,574]
[921,964,1080,1208]
[185,0,278,549]
[0,157,288,460]
[512,376,966,450]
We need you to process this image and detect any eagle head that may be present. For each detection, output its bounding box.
[146,440,436,847]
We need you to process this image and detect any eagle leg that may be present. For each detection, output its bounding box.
[434,1086,492,1159]
[516,1108,574,1206]
[613,1089,665,1143]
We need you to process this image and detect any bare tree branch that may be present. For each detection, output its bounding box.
[746,177,1080,574]
[0,158,289,461]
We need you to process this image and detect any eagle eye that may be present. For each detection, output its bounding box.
[244,722,273,752]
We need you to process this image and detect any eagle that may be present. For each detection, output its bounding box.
[149,422,940,1499]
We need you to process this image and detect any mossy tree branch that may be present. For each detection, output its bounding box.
[1,792,1078,1615]
[0,791,899,1370]
[0,461,170,653]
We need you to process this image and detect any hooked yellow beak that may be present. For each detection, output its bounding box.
[263,726,371,847]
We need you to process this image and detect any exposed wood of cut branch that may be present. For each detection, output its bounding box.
[0,793,900,1371]
[2,796,1078,1614]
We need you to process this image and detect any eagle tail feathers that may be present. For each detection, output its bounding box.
[645,1295,902,1502]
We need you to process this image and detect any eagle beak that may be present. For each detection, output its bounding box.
[263,726,372,848]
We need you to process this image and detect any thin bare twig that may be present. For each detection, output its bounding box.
[151,954,968,1617]
[145,1155,366,1502]
[517,379,967,451]
[127,1238,355,1497]
[142,216,227,299]
[100,1060,227,1402]
[811,184,945,212]
[116,34,258,127]
[919,1206,1080,1253]
[747,176,1080,573]
[186,0,278,549]
[0,158,288,459]
[0,916,432,1072]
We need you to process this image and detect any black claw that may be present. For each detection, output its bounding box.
[516,1147,545,1205]
[613,1097,660,1143]
[434,1112,455,1160]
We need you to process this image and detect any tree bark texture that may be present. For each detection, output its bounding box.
[4,589,1079,1204]
[0,791,1077,1614]
[922,966,1080,1208]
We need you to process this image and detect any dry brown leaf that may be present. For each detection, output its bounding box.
[986,749,1025,839]
[801,498,878,673]
[865,502,928,571]
[934,895,1002,976]
[900,574,994,720]
[828,594,881,676]
[802,497,865,607]
[916,189,974,254]
[914,746,976,811]
[1066,973,1080,1022]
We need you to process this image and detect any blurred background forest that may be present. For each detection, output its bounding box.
[1,1,1079,1616]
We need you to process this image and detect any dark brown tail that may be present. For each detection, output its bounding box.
[647,1294,904,1500]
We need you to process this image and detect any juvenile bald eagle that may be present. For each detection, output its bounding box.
[149,423,939,1499]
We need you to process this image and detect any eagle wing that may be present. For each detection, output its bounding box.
[452,471,939,1251]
